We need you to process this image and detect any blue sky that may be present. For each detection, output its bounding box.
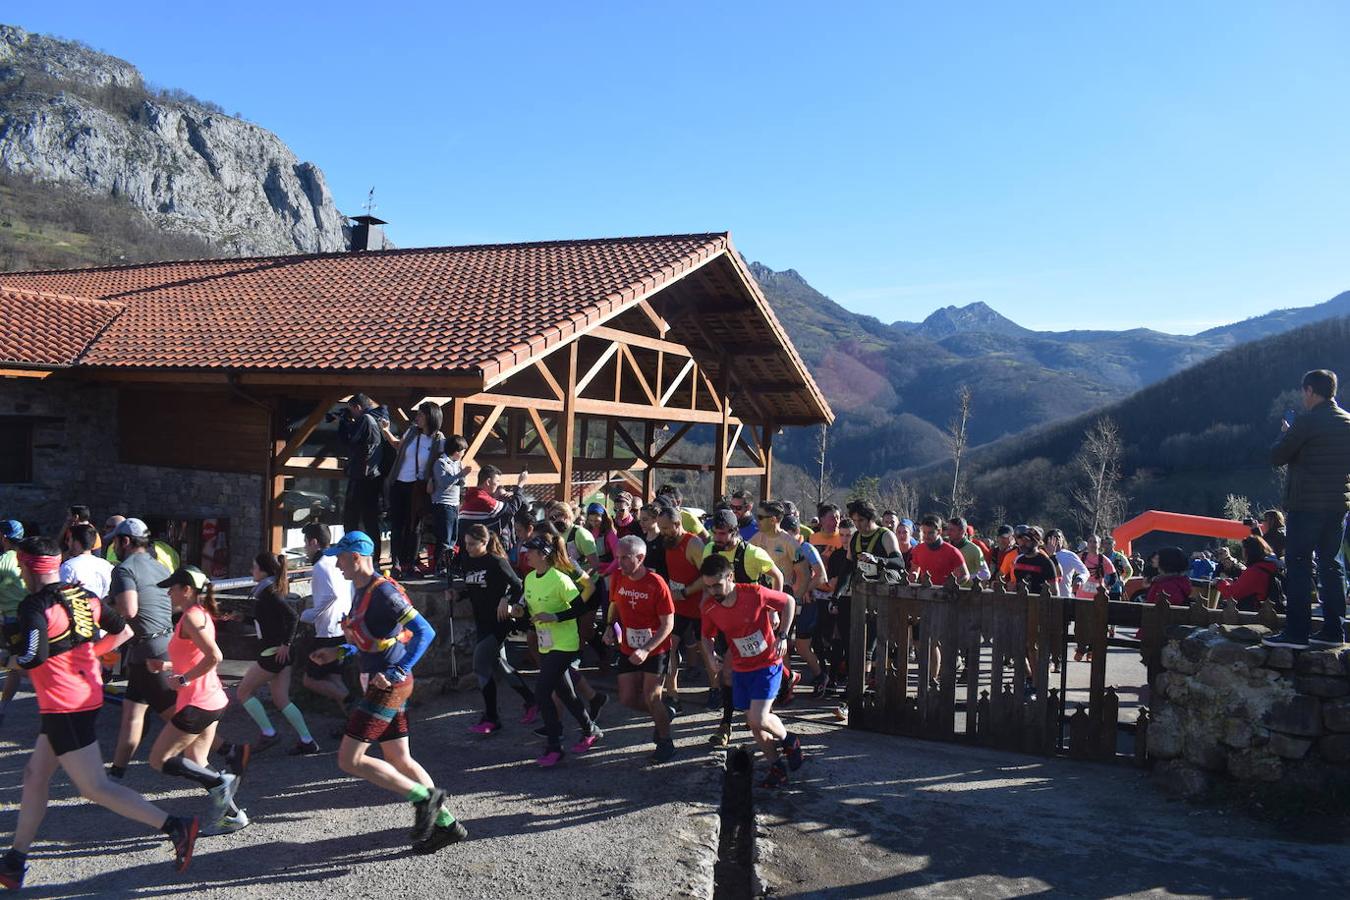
[8,2,1348,331]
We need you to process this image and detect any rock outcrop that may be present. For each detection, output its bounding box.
[0,25,347,256]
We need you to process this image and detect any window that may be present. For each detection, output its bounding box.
[0,417,34,483]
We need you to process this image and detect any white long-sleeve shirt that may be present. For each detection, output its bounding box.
[1053,549,1089,598]
[301,554,353,638]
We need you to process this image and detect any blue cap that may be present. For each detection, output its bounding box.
[0,520,22,540]
[900,518,914,529]
[323,531,375,557]
[585,502,606,516]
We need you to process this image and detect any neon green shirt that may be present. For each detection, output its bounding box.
[525,567,581,653]
[0,550,25,618]
[702,541,778,583]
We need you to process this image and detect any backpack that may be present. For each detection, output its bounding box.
[731,542,771,587]
[851,527,904,585]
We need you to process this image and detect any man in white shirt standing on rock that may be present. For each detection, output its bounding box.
[299,523,355,729]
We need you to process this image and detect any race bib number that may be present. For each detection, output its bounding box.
[732,631,768,658]
[536,627,554,650]
[625,627,653,649]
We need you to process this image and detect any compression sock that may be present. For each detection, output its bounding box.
[721,685,734,726]
[435,807,456,827]
[242,697,276,736]
[280,702,314,743]
[406,784,431,804]
[162,756,226,790]
[107,764,127,779]
[482,679,499,722]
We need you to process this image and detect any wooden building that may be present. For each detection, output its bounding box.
[0,233,831,570]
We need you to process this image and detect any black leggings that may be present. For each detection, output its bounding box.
[535,650,592,751]
[388,480,420,570]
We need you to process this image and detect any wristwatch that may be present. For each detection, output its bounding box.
[176,675,188,686]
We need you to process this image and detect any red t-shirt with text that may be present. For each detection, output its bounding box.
[612,570,675,655]
[700,584,792,672]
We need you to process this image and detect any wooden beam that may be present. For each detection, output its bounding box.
[737,429,764,467]
[651,423,694,463]
[700,369,723,413]
[641,421,655,501]
[727,466,768,477]
[264,400,286,555]
[276,391,341,465]
[589,326,691,357]
[449,397,466,437]
[612,422,649,462]
[559,342,578,502]
[635,299,671,336]
[281,456,344,472]
[574,398,729,425]
[462,392,565,412]
[575,342,620,396]
[526,406,562,473]
[534,360,564,400]
[463,404,506,465]
[659,358,695,406]
[713,365,730,505]
[619,345,657,406]
[760,423,775,501]
[725,423,744,467]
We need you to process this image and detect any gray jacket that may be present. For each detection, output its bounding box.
[389,427,445,485]
[1271,399,1350,512]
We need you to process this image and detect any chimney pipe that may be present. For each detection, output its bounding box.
[349,215,388,252]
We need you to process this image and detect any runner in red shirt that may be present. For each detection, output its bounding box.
[657,504,711,714]
[0,536,197,890]
[605,535,677,763]
[909,515,970,586]
[699,554,806,789]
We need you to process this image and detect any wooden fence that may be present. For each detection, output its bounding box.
[847,578,1310,762]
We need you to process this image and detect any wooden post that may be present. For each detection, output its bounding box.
[759,423,774,500]
[264,399,286,555]
[712,366,730,506]
[448,397,465,438]
[559,342,578,503]
[641,421,656,501]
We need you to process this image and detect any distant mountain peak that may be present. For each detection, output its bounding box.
[911,301,1029,339]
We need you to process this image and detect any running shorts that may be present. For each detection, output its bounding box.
[670,614,701,649]
[306,636,347,679]
[731,663,783,711]
[616,651,669,676]
[794,601,820,640]
[41,709,100,756]
[170,704,226,735]
[256,649,289,675]
[345,677,414,744]
[125,661,177,713]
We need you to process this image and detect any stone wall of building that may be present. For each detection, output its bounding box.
[0,377,261,576]
[1148,623,1350,796]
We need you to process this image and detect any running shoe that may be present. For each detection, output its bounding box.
[759,759,789,789]
[1262,632,1310,650]
[705,686,722,711]
[650,739,676,765]
[588,692,609,723]
[1309,632,1347,648]
[571,728,604,754]
[410,787,447,843]
[664,700,680,722]
[667,697,684,718]
[468,719,501,735]
[532,725,551,738]
[0,857,26,890]
[811,672,828,698]
[778,670,802,707]
[207,773,240,824]
[519,704,540,725]
[251,733,281,755]
[709,722,732,748]
[202,807,251,836]
[286,739,321,756]
[536,749,565,768]
[414,820,469,854]
[225,742,251,777]
[781,733,804,771]
[167,815,199,871]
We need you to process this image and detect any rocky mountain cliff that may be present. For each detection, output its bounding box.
[0,25,346,256]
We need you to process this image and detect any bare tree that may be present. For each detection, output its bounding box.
[1069,416,1127,536]
[945,385,974,518]
[813,424,835,507]
[879,477,919,521]
[1222,493,1252,522]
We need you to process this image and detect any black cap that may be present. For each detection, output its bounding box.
[712,509,739,530]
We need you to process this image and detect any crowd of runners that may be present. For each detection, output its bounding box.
[0,477,1304,889]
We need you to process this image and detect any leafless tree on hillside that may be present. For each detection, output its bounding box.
[1070,416,1127,536]
[945,385,975,518]
[813,424,837,508]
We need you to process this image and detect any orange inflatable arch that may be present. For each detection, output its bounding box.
[1111,510,1252,556]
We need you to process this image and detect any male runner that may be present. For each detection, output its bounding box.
[308,531,467,853]
[699,554,805,788]
[0,537,196,889]
[605,536,677,763]
[656,504,710,712]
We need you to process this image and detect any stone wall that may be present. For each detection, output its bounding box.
[0,377,261,575]
[1148,623,1350,796]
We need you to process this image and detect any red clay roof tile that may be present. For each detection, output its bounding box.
[0,287,123,368]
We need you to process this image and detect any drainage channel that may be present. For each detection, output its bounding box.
[713,746,757,899]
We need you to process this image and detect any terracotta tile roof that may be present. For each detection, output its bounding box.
[0,287,123,368]
[0,235,730,381]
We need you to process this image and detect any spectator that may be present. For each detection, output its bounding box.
[458,465,529,548]
[1188,551,1217,585]
[1213,546,1245,580]
[1217,536,1280,612]
[337,394,391,562]
[58,522,113,600]
[1265,369,1350,649]
[1148,547,1193,606]
[429,434,470,573]
[383,401,446,578]
[1261,509,1287,559]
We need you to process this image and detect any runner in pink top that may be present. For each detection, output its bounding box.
[146,566,249,835]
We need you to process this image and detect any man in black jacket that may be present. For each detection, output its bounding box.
[337,394,389,562]
[1264,369,1350,649]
